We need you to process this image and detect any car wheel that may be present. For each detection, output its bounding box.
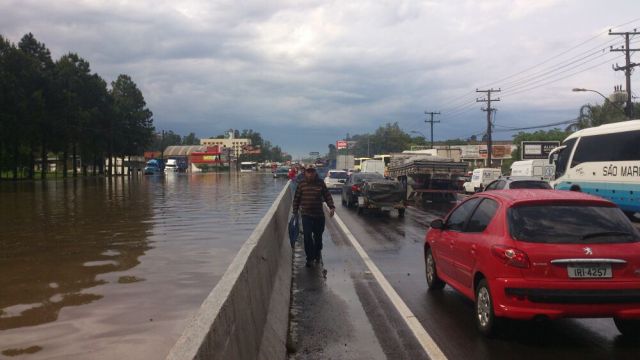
[425,248,445,290]
[398,208,406,217]
[475,279,499,336]
[614,318,640,337]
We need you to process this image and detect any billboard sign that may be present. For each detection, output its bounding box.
[336,140,347,149]
[521,141,560,160]
[309,151,320,156]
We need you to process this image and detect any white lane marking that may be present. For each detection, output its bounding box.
[329,208,448,360]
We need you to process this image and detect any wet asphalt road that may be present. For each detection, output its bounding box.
[288,207,427,359]
[329,194,640,360]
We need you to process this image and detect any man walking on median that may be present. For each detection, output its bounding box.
[292,165,335,267]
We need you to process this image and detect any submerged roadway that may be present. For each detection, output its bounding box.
[288,193,640,360]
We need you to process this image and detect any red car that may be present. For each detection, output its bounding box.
[425,189,640,336]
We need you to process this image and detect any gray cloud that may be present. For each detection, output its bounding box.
[1,0,639,157]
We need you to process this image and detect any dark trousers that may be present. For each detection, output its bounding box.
[301,215,325,262]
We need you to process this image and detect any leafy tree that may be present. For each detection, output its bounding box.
[567,102,629,131]
[345,122,413,157]
[182,132,200,145]
[0,33,156,180]
[110,74,154,174]
[18,33,54,179]
[326,143,337,160]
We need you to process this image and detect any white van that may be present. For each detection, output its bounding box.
[510,159,554,180]
[463,168,502,193]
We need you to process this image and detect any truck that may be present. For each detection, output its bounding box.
[462,168,502,193]
[387,151,467,205]
[336,155,355,171]
[510,159,554,180]
[361,159,385,175]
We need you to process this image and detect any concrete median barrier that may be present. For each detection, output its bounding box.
[167,182,293,360]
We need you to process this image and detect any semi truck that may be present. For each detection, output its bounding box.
[387,151,467,205]
[336,155,355,171]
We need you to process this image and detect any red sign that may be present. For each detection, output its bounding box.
[336,140,347,150]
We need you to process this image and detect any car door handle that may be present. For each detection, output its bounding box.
[449,241,455,248]
[471,244,477,255]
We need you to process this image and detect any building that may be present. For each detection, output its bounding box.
[200,137,251,157]
[432,141,516,168]
[162,145,227,172]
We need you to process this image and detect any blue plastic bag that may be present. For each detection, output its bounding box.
[288,214,300,248]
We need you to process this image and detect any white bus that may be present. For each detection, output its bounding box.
[550,120,640,216]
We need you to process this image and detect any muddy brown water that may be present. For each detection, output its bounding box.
[0,173,286,359]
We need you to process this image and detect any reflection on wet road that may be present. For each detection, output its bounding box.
[0,174,285,359]
[332,195,640,360]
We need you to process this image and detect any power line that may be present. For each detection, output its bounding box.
[501,54,624,99]
[493,118,576,132]
[479,17,640,89]
[438,18,640,114]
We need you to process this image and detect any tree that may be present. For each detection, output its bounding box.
[347,122,413,156]
[566,102,628,132]
[18,33,54,179]
[182,132,200,145]
[110,74,154,174]
[327,143,337,161]
[0,33,155,180]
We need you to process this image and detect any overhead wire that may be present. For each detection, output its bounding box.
[433,18,640,133]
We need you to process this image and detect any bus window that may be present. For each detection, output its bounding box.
[555,138,576,178]
[571,130,640,166]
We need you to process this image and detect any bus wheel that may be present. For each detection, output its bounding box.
[569,185,581,192]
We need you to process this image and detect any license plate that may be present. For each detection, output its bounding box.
[567,264,612,278]
[358,197,365,206]
[381,206,392,211]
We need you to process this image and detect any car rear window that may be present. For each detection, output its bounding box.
[354,173,384,182]
[329,172,348,179]
[509,181,552,189]
[508,204,639,244]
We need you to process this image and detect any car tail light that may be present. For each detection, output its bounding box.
[491,245,530,269]
[351,185,360,192]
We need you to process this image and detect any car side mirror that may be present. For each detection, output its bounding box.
[430,219,445,230]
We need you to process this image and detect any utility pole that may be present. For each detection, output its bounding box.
[424,111,441,149]
[476,88,501,167]
[609,28,640,119]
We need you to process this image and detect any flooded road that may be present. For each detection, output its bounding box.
[0,173,287,359]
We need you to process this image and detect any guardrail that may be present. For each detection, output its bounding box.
[167,182,293,360]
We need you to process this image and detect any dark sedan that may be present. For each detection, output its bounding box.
[341,172,384,208]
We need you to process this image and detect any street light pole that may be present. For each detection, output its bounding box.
[572,88,626,117]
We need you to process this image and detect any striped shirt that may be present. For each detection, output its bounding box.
[293,178,335,217]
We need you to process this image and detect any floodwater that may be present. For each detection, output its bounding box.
[0,173,287,359]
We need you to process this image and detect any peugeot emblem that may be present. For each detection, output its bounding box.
[583,247,593,255]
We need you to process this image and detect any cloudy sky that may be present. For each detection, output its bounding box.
[2,0,639,157]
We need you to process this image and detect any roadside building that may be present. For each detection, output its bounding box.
[422,141,516,169]
[162,145,226,172]
[200,137,251,158]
